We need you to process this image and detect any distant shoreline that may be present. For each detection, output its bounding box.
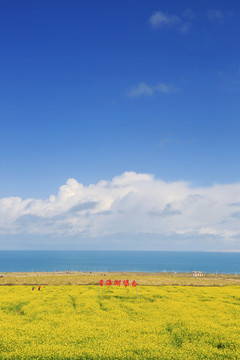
[0,270,239,274]
[1,270,240,275]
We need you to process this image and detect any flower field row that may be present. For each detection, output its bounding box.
[0,285,240,359]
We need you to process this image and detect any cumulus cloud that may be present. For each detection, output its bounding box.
[1,172,240,250]
[127,82,178,98]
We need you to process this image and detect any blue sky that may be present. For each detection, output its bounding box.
[1,1,240,250]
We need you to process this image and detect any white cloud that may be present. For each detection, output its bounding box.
[180,22,191,34]
[127,82,153,97]
[182,9,195,20]
[206,9,234,22]
[207,9,224,21]
[149,10,194,34]
[1,172,240,250]
[158,136,181,147]
[127,82,178,98]
[149,11,180,28]
[217,67,240,92]
[154,82,178,94]
[150,8,230,34]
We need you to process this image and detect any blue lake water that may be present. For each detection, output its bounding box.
[0,251,240,274]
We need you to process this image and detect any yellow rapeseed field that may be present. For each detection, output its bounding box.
[0,285,240,359]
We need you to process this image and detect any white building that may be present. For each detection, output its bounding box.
[192,271,203,277]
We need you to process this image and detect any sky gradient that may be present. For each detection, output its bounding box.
[1,1,240,250]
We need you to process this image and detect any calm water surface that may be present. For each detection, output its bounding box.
[0,251,240,273]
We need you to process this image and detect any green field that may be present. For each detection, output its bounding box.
[0,284,240,359]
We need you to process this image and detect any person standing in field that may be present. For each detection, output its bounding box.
[38,285,41,291]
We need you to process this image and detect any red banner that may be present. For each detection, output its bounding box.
[99,279,137,287]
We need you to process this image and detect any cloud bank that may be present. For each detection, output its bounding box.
[1,172,240,250]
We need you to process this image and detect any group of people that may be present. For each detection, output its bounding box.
[32,285,41,291]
